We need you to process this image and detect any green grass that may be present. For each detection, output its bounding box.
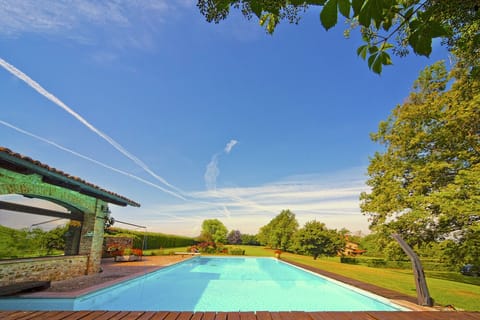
[142,246,191,256]
[225,245,273,257]
[280,251,480,311]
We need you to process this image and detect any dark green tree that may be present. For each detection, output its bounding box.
[227,230,242,244]
[293,220,345,259]
[360,60,480,260]
[197,0,479,74]
[256,223,272,246]
[201,219,228,243]
[258,209,299,250]
[241,233,260,245]
[42,225,68,254]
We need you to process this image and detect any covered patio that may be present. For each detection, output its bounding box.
[0,147,140,286]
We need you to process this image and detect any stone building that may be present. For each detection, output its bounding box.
[0,147,140,286]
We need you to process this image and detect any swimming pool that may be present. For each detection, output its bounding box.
[0,257,407,312]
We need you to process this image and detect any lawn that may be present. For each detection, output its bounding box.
[233,245,480,311]
[143,246,191,256]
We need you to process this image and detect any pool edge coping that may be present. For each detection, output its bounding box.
[16,256,198,299]
[10,255,434,311]
[282,258,437,312]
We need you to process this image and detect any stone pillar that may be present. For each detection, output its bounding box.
[78,200,107,274]
[64,220,82,256]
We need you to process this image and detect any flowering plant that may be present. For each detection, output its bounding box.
[107,246,122,256]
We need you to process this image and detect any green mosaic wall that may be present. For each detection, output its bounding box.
[0,167,107,276]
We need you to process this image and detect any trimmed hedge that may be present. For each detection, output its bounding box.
[105,228,196,249]
[340,256,456,271]
[229,247,245,255]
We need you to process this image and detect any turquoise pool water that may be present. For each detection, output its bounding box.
[0,257,406,312]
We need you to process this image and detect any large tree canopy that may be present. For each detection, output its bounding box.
[257,209,299,250]
[201,219,228,243]
[293,220,345,259]
[360,61,480,251]
[197,0,479,75]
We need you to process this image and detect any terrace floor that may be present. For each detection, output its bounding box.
[2,310,480,320]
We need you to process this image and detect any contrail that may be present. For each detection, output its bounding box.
[0,58,272,216]
[2,119,276,217]
[0,57,185,198]
[0,120,187,200]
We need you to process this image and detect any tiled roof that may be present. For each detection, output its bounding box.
[0,147,140,207]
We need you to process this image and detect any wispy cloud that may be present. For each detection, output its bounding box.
[0,0,191,54]
[205,155,220,191]
[204,139,239,191]
[142,168,371,236]
[0,1,166,35]
[224,139,238,154]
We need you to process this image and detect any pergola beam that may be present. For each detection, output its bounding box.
[0,200,84,221]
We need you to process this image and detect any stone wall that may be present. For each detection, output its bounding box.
[0,256,88,286]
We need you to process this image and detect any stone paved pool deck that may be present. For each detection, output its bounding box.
[22,255,190,298]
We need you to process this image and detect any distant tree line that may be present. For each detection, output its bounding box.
[257,209,346,259]
[200,210,346,259]
[198,218,260,246]
[0,224,67,259]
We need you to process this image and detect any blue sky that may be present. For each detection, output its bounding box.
[0,1,449,236]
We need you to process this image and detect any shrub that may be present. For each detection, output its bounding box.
[340,257,359,264]
[229,247,245,255]
[366,259,387,267]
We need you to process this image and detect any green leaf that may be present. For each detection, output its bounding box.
[380,42,394,50]
[368,45,379,54]
[352,0,365,16]
[367,51,388,74]
[371,0,384,29]
[371,58,382,74]
[357,44,368,60]
[409,18,420,30]
[215,0,231,11]
[368,52,377,69]
[358,0,372,27]
[338,0,350,18]
[267,14,277,33]
[429,21,449,38]
[259,14,268,27]
[383,16,393,31]
[320,0,338,30]
[250,2,263,18]
[380,51,392,66]
[409,30,432,56]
